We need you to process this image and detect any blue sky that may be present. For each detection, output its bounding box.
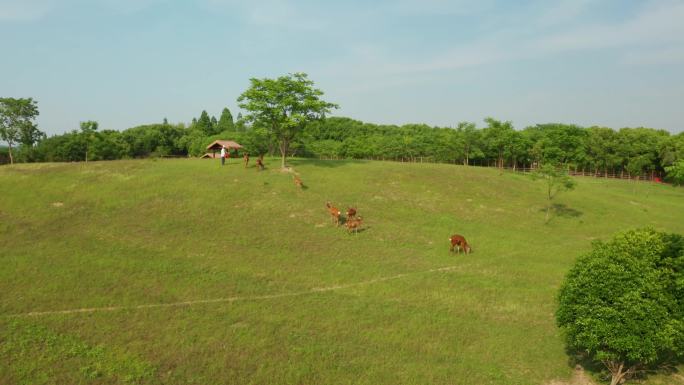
[1,0,683,136]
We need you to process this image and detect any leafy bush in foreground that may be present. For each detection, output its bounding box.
[557,229,684,385]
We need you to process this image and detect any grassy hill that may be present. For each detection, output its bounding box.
[1,158,683,385]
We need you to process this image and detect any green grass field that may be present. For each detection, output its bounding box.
[1,158,683,385]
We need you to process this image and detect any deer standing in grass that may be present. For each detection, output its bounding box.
[294,175,303,189]
[449,234,472,254]
[346,216,363,234]
[346,207,357,220]
[325,202,341,226]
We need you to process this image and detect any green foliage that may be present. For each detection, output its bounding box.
[531,164,577,222]
[618,127,669,177]
[665,159,684,186]
[236,126,271,156]
[6,94,682,177]
[0,145,8,164]
[659,132,684,167]
[481,117,515,168]
[195,110,215,136]
[80,120,99,162]
[217,107,235,132]
[237,72,338,167]
[557,229,684,384]
[0,97,43,164]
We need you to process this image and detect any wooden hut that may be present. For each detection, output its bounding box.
[205,140,244,159]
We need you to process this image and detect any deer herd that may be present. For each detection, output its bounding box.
[291,168,471,252]
[325,202,363,234]
[324,200,471,253]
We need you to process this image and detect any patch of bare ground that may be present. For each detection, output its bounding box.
[546,366,596,385]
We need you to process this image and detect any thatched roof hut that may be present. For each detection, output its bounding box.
[206,140,243,151]
[204,140,244,159]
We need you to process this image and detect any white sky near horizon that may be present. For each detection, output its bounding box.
[1,0,683,136]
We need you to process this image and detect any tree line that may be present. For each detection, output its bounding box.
[2,89,684,183]
[301,117,684,177]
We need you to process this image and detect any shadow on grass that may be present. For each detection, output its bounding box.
[564,347,684,384]
[347,226,370,235]
[553,204,583,218]
[540,204,583,219]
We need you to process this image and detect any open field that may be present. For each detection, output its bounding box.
[1,158,683,385]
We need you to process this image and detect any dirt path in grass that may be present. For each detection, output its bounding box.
[7,265,463,318]
[546,366,596,385]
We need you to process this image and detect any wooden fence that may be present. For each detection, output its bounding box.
[316,156,665,183]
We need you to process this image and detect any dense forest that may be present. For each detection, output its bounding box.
[2,106,684,181]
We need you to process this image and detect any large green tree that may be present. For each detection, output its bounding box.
[456,121,481,166]
[481,117,515,168]
[0,97,42,164]
[195,110,214,135]
[237,72,338,168]
[557,229,684,385]
[217,107,235,132]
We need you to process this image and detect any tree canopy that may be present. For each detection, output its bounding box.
[557,228,684,385]
[237,72,338,168]
[217,107,235,132]
[0,97,42,164]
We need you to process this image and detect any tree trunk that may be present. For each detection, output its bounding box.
[606,361,631,385]
[279,139,289,168]
[545,183,552,223]
[8,142,14,164]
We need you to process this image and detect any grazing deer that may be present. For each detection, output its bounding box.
[346,207,357,220]
[449,234,472,254]
[256,155,264,171]
[346,216,363,234]
[243,153,249,168]
[294,175,303,189]
[325,202,341,226]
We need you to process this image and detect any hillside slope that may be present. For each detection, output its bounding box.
[1,158,683,385]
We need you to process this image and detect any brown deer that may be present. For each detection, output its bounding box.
[346,207,357,220]
[256,155,264,171]
[346,216,363,234]
[449,234,472,254]
[294,175,303,189]
[325,202,341,226]
[243,153,249,168]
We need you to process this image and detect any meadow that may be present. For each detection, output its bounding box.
[1,158,683,385]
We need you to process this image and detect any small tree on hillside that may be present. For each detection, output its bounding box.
[0,97,41,164]
[237,72,338,168]
[80,120,98,162]
[557,228,684,385]
[531,164,576,222]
